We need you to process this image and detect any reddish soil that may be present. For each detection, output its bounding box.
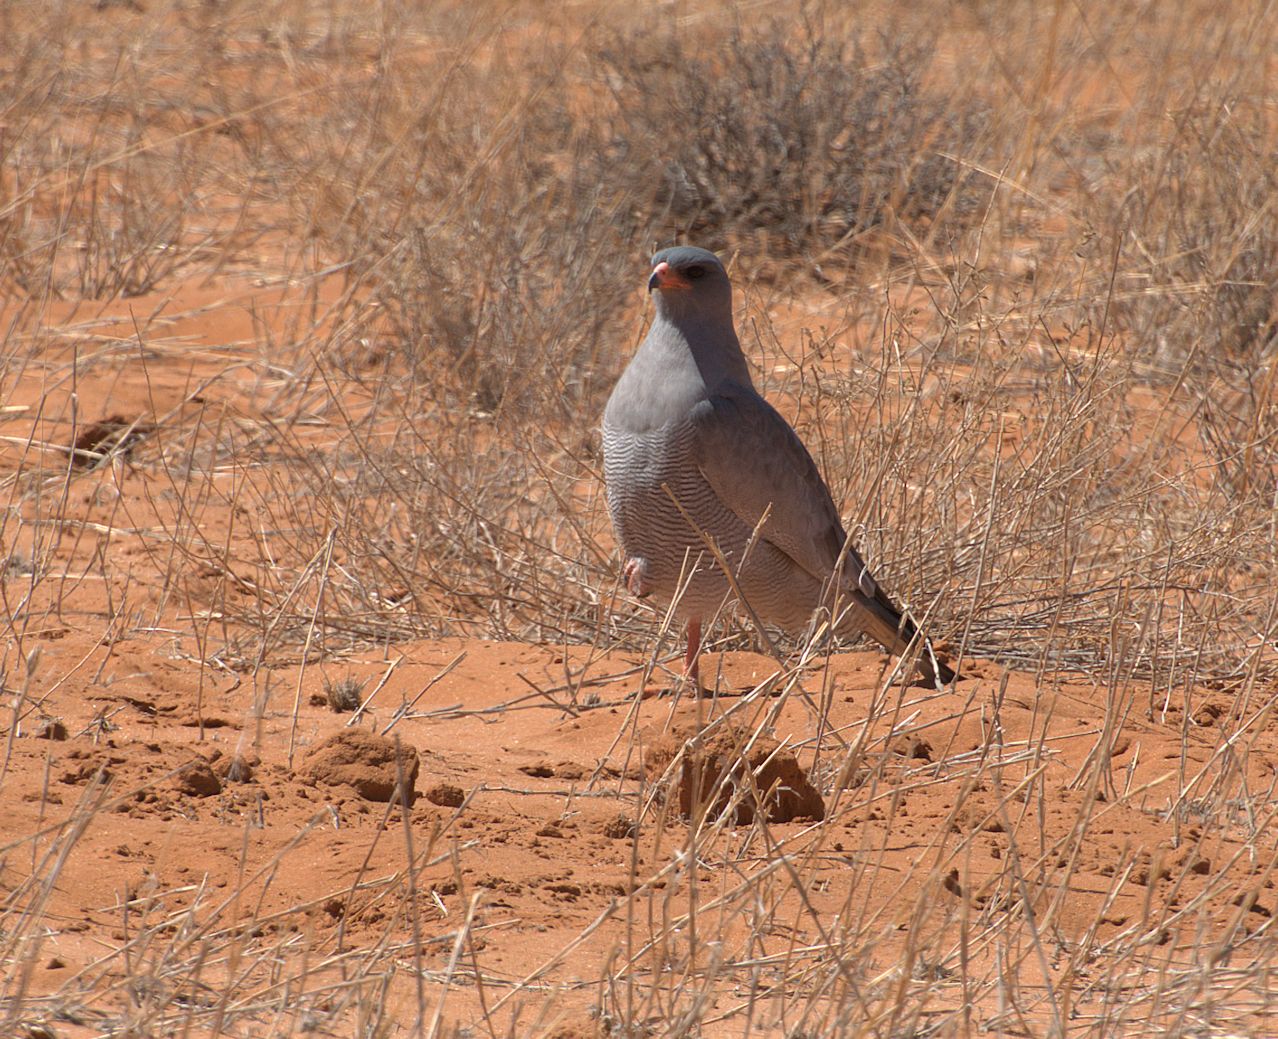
[8,619,1278,1035]
[5,305,1278,1032]
[3,271,1278,1037]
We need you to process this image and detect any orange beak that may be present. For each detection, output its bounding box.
[648,261,690,292]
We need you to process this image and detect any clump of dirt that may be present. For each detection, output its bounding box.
[892,735,934,762]
[216,753,258,784]
[68,414,152,469]
[602,813,636,839]
[424,782,464,807]
[299,730,419,804]
[174,758,222,797]
[31,717,68,741]
[646,724,825,824]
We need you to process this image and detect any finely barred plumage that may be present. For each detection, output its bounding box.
[602,418,825,631]
[602,246,953,688]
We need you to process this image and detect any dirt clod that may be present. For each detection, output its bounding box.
[175,759,222,797]
[216,754,257,783]
[68,415,151,469]
[300,730,419,804]
[645,725,824,824]
[893,736,934,762]
[602,813,636,840]
[425,783,465,807]
[31,718,68,741]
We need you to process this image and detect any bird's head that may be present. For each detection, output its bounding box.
[647,246,733,323]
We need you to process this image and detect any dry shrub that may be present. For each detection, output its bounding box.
[359,176,636,419]
[0,8,258,303]
[770,298,1277,686]
[601,19,990,259]
[1112,100,1278,370]
[272,37,641,420]
[0,131,211,303]
[1094,100,1278,520]
[196,39,643,657]
[222,392,622,658]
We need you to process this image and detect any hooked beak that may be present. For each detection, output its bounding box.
[648,261,690,293]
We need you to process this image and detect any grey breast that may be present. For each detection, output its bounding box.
[602,418,825,629]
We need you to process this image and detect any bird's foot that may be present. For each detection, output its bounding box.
[622,557,651,598]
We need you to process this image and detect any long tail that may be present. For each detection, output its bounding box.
[841,586,955,687]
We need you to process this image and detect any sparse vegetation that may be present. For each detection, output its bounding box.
[601,21,989,258]
[324,674,366,713]
[2,1,1277,1036]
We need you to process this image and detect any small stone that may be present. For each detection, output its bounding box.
[175,760,222,798]
[425,783,465,808]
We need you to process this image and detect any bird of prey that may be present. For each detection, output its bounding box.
[602,245,953,689]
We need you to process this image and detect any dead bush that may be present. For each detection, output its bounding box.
[281,46,642,421]
[1113,100,1278,370]
[601,20,989,260]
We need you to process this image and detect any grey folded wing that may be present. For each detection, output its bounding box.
[688,385,951,684]
[687,386,880,600]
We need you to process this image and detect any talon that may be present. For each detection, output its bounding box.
[623,557,650,598]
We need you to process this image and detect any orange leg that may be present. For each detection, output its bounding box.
[684,617,702,689]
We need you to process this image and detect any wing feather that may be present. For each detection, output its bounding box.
[688,387,877,598]
[688,384,954,685]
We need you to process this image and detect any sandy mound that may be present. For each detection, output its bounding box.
[646,722,825,824]
[299,729,420,805]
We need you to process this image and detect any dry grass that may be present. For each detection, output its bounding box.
[598,18,990,259]
[2,0,1278,1035]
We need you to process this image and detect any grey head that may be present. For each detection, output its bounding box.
[642,245,751,391]
[647,246,734,328]
[607,246,750,434]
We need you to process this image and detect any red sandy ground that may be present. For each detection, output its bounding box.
[4,277,1278,1038]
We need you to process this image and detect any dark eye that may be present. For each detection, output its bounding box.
[685,265,706,280]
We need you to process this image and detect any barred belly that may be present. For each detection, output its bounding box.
[603,419,825,630]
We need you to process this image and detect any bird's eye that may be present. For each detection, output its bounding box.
[685,265,706,280]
